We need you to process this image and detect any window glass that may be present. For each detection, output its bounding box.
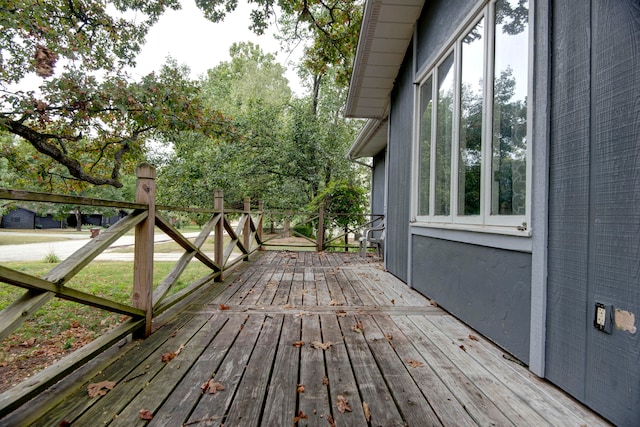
[435,52,454,216]
[418,76,433,216]
[491,0,528,216]
[458,18,484,216]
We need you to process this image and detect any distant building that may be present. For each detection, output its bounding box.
[1,207,64,229]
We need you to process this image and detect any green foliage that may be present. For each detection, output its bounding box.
[0,2,234,188]
[157,43,366,212]
[192,1,364,87]
[43,251,61,264]
[312,180,367,229]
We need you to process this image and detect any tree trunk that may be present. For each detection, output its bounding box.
[312,74,322,116]
[344,225,349,252]
[74,207,82,231]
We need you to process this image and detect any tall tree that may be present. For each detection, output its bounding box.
[0,1,234,188]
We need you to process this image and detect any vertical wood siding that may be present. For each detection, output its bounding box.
[547,1,640,425]
[386,46,414,282]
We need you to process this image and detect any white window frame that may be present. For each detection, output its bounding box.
[412,0,532,236]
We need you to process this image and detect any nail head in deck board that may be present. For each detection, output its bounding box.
[186,315,267,424]
[224,314,284,425]
[358,315,443,426]
[261,315,302,425]
[372,314,477,427]
[298,314,332,424]
[109,314,229,427]
[147,315,247,426]
[337,315,405,426]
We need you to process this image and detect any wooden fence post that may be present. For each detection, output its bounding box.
[283,210,291,238]
[317,202,325,252]
[257,200,264,251]
[243,197,250,260]
[214,191,224,282]
[133,163,155,338]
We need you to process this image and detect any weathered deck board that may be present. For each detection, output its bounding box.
[1,251,610,427]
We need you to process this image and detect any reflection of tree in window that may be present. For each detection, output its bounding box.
[435,53,454,216]
[492,0,528,216]
[418,77,433,216]
[458,18,484,216]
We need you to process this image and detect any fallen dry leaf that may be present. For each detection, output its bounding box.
[292,341,305,348]
[139,409,153,420]
[201,379,225,394]
[468,334,479,341]
[391,299,395,305]
[363,401,371,422]
[351,317,364,333]
[297,384,305,393]
[311,341,332,350]
[322,376,329,385]
[327,413,336,427]
[429,299,438,307]
[294,410,308,425]
[161,352,176,363]
[329,300,341,306]
[283,304,296,309]
[20,337,36,348]
[336,395,352,413]
[219,304,230,310]
[87,380,116,397]
[459,344,467,352]
[406,358,423,368]
[336,309,347,317]
[385,333,393,341]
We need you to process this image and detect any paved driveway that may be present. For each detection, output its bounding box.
[0,231,200,262]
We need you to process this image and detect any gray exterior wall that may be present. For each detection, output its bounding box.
[35,215,64,229]
[385,43,414,283]
[416,0,475,76]
[412,235,531,362]
[546,1,640,425]
[1,208,35,229]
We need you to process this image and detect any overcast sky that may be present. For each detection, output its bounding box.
[132,1,305,94]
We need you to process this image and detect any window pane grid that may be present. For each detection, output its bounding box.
[414,0,529,230]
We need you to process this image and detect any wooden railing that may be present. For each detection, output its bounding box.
[0,164,268,415]
[0,163,383,415]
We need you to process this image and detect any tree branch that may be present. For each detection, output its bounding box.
[0,117,124,187]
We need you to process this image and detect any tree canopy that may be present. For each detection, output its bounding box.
[156,42,364,212]
[1,0,366,205]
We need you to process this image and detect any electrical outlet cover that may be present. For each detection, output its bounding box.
[594,302,613,333]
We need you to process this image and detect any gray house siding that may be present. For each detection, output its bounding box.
[416,0,476,75]
[35,215,64,229]
[386,45,414,282]
[546,1,640,425]
[412,236,531,362]
[1,208,35,229]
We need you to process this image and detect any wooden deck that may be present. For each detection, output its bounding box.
[1,251,609,426]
